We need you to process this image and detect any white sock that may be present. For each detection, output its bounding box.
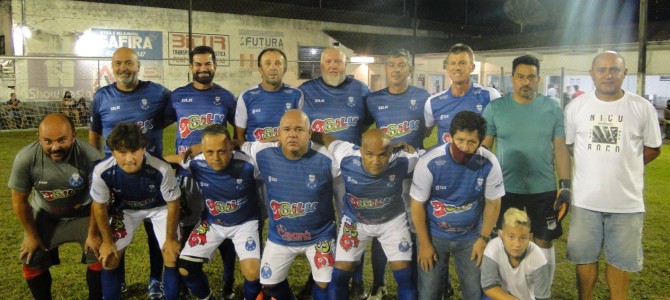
[540,246,556,286]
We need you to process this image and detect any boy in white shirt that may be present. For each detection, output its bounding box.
[481,208,550,300]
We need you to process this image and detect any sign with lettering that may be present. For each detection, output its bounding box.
[168,32,230,66]
[239,29,284,51]
[88,29,163,59]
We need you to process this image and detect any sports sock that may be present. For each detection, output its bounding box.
[328,268,352,300]
[145,221,164,282]
[267,279,295,300]
[352,255,364,282]
[101,266,123,300]
[26,270,52,300]
[540,246,556,286]
[243,279,262,299]
[182,269,211,298]
[393,267,417,300]
[163,266,180,300]
[86,267,102,300]
[219,239,237,292]
[312,283,328,300]
[371,238,388,289]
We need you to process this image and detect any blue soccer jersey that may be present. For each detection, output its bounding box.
[166,83,236,155]
[90,81,171,156]
[299,77,372,145]
[241,141,340,246]
[410,144,505,241]
[184,152,259,226]
[235,84,303,142]
[329,140,418,225]
[91,153,181,210]
[366,86,430,149]
[424,83,501,145]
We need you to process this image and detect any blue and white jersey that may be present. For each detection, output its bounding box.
[235,84,303,142]
[90,81,171,156]
[299,77,372,145]
[410,143,504,241]
[91,153,181,210]
[167,83,236,156]
[182,151,259,226]
[329,140,418,225]
[241,141,340,246]
[424,83,501,145]
[366,86,430,149]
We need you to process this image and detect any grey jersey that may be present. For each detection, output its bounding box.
[8,140,101,218]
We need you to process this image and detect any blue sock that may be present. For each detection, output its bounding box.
[267,279,295,300]
[371,239,388,289]
[182,270,211,299]
[101,267,123,300]
[312,283,328,300]
[328,268,352,300]
[352,255,364,282]
[163,266,179,300]
[243,279,262,299]
[393,267,417,300]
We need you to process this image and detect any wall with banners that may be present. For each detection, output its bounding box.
[8,0,415,101]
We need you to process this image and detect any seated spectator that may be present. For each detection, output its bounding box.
[664,100,670,139]
[481,208,550,300]
[6,92,26,129]
[61,91,80,125]
[77,97,89,126]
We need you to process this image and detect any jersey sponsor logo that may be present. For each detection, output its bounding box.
[315,98,325,103]
[379,120,420,139]
[260,263,273,279]
[111,105,121,111]
[339,219,359,251]
[252,108,262,114]
[377,105,388,110]
[188,220,210,247]
[311,117,359,133]
[123,198,156,209]
[40,188,79,201]
[245,237,257,251]
[398,237,411,253]
[314,240,335,268]
[181,98,193,103]
[346,176,359,184]
[267,176,278,183]
[205,198,247,215]
[347,193,391,209]
[270,200,318,220]
[252,127,279,141]
[430,200,474,217]
[438,114,449,120]
[276,224,312,241]
[136,119,155,134]
[178,113,225,138]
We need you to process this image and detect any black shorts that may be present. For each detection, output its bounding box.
[497,191,562,241]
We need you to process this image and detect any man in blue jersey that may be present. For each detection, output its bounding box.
[411,111,503,300]
[173,124,262,300]
[240,110,339,300]
[235,47,303,143]
[364,48,431,299]
[88,47,171,299]
[311,129,418,300]
[9,114,103,300]
[90,123,181,300]
[300,47,372,146]
[424,44,501,145]
[165,45,238,299]
[482,55,571,292]
[299,46,372,299]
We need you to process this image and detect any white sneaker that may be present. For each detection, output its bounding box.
[366,286,386,300]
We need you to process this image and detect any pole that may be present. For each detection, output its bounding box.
[636,0,648,97]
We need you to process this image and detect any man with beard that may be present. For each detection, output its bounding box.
[299,46,372,299]
[165,45,238,299]
[482,55,571,293]
[89,47,172,299]
[424,44,501,145]
[9,113,103,299]
[411,111,503,300]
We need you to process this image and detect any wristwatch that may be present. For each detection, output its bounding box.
[478,234,490,242]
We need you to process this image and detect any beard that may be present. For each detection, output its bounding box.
[193,71,214,85]
[115,71,138,86]
[322,73,345,87]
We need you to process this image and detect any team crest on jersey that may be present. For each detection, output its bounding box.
[387,174,396,187]
[431,200,474,217]
[409,99,418,110]
[398,238,411,253]
[476,104,483,112]
[306,174,318,189]
[236,179,245,190]
[475,176,484,192]
[111,210,128,241]
[546,218,557,230]
[140,98,149,110]
[339,219,360,251]
[261,263,272,279]
[245,236,257,251]
[214,96,221,105]
[188,220,210,247]
[69,173,84,188]
[285,102,292,111]
[314,240,334,268]
[346,96,356,108]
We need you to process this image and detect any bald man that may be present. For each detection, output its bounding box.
[240,110,340,300]
[565,52,661,300]
[9,113,103,299]
[312,129,419,300]
[88,47,172,299]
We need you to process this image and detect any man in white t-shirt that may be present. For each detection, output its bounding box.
[564,51,661,300]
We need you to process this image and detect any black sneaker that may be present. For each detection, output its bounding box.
[121,282,128,293]
[349,281,368,300]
